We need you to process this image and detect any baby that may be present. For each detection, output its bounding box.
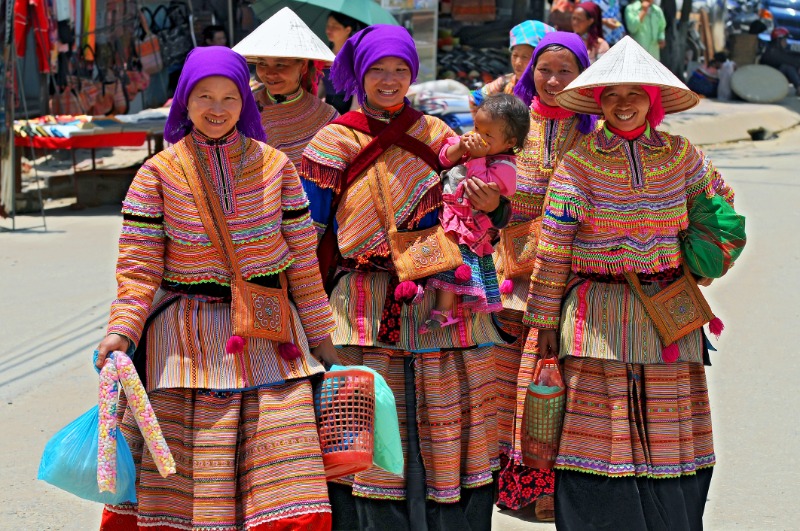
[421,93,530,334]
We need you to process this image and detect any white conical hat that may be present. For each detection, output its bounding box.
[554,36,699,115]
[233,7,336,64]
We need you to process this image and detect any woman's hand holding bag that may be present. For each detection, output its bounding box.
[537,328,559,359]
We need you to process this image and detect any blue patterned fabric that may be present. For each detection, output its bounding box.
[598,0,626,45]
[509,20,556,50]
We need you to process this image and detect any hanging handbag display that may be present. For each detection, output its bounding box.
[624,262,718,359]
[175,140,294,344]
[368,158,463,282]
[135,7,164,75]
[50,82,89,116]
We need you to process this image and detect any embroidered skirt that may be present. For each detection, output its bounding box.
[493,309,555,510]
[427,245,502,314]
[556,356,716,477]
[101,382,331,530]
[335,345,500,504]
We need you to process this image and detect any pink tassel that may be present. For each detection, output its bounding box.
[500,279,514,294]
[394,280,419,302]
[226,335,245,354]
[661,343,680,363]
[708,317,724,338]
[278,342,302,361]
[455,264,472,283]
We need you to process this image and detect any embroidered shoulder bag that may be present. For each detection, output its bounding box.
[624,262,716,350]
[368,158,463,282]
[176,140,293,343]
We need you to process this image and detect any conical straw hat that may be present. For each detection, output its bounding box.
[233,7,336,64]
[554,36,699,115]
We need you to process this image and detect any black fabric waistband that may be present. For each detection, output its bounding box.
[161,274,282,299]
[575,267,682,285]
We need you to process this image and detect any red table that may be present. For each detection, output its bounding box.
[14,131,147,150]
[14,131,155,207]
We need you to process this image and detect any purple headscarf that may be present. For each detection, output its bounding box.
[513,32,596,134]
[164,46,266,144]
[330,24,419,107]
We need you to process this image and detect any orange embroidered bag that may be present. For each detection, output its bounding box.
[624,262,717,360]
[368,158,463,282]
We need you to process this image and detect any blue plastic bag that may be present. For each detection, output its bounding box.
[37,405,137,504]
[329,365,404,476]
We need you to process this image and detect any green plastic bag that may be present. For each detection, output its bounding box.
[330,365,404,476]
[682,193,746,278]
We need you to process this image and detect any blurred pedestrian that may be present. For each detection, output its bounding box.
[202,24,228,47]
[597,0,626,45]
[549,0,577,31]
[572,2,610,62]
[469,20,556,114]
[320,11,365,114]
[760,27,800,96]
[624,0,666,59]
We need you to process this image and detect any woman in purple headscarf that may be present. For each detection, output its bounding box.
[301,25,509,530]
[95,46,338,530]
[492,31,596,521]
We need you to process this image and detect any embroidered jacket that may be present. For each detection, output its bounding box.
[107,129,335,348]
[524,125,734,329]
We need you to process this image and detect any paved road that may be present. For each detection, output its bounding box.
[2,128,798,530]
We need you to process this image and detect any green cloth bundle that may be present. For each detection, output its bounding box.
[682,193,746,278]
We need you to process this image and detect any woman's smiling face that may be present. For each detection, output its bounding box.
[363,56,412,109]
[187,76,242,139]
[600,84,650,131]
[533,47,581,107]
[256,57,308,96]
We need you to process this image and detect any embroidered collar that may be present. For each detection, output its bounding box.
[594,123,668,152]
[190,126,241,147]
[267,86,303,104]
[363,99,405,123]
[607,123,646,140]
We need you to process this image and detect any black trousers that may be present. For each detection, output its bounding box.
[329,357,495,531]
[555,467,714,531]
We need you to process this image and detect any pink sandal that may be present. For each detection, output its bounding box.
[418,310,461,335]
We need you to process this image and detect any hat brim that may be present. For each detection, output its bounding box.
[241,55,334,65]
[555,82,700,115]
[552,36,700,115]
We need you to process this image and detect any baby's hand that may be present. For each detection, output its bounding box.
[463,131,490,158]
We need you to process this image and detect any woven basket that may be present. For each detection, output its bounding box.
[314,369,376,480]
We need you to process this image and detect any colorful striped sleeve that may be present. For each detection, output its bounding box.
[107,160,167,346]
[523,157,586,329]
[280,159,336,347]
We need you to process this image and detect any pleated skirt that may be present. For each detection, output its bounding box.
[556,356,715,477]
[101,381,331,530]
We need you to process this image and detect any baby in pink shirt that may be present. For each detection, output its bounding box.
[421,94,530,334]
